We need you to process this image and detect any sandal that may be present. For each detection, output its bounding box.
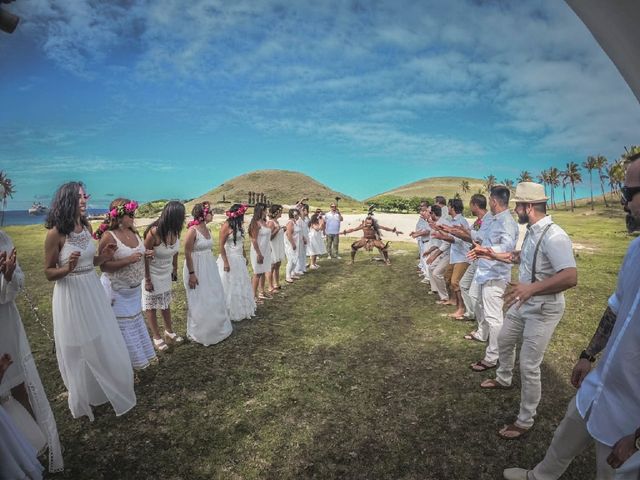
[255,297,264,305]
[498,423,530,440]
[258,293,273,300]
[464,333,485,342]
[153,337,169,352]
[470,360,497,372]
[480,379,512,390]
[164,330,184,345]
[285,279,294,284]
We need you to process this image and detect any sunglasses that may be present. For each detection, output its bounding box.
[621,186,640,204]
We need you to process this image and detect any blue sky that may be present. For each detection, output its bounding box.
[1,0,638,209]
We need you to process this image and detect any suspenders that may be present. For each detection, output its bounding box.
[531,223,553,283]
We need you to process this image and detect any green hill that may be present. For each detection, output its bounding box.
[366,176,487,204]
[188,170,361,210]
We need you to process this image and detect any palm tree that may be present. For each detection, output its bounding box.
[593,155,609,207]
[484,174,496,193]
[517,170,533,183]
[608,160,626,198]
[547,167,560,209]
[502,179,515,193]
[561,170,569,209]
[583,156,597,210]
[0,171,15,227]
[460,180,470,194]
[537,170,548,198]
[565,161,582,211]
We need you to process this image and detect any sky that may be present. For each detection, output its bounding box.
[1,0,639,209]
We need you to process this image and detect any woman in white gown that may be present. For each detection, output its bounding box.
[307,212,327,269]
[97,198,157,369]
[183,203,232,345]
[0,232,63,473]
[142,201,186,352]
[248,202,273,305]
[217,203,256,321]
[295,204,309,276]
[284,208,301,283]
[267,204,285,293]
[44,181,136,420]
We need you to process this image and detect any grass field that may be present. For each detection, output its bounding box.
[4,203,633,479]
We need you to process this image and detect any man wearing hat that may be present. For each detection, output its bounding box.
[473,181,577,441]
[324,202,343,259]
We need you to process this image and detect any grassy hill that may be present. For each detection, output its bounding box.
[188,170,361,211]
[365,176,486,204]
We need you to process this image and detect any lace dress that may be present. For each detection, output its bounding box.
[52,228,136,420]
[183,228,232,345]
[270,222,286,264]
[0,406,43,479]
[101,233,156,369]
[217,232,256,321]
[250,225,273,275]
[142,239,179,311]
[295,218,309,274]
[0,231,63,473]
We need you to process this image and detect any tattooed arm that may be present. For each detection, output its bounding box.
[571,306,617,388]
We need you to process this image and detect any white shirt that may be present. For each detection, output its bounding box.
[576,236,640,446]
[436,215,451,254]
[449,213,470,264]
[415,217,430,244]
[474,208,519,285]
[324,211,342,235]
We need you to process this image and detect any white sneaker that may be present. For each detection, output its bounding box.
[503,468,529,480]
[336,256,342,259]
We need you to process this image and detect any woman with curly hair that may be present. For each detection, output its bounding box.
[284,208,301,283]
[183,203,232,345]
[267,204,285,293]
[248,202,273,304]
[142,201,185,352]
[44,181,135,420]
[97,198,157,370]
[217,203,256,321]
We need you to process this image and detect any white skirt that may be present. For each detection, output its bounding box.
[183,252,233,346]
[52,270,136,420]
[250,241,272,274]
[217,253,256,322]
[0,406,43,480]
[307,229,327,256]
[270,231,286,264]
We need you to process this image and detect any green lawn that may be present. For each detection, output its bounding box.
[4,204,633,479]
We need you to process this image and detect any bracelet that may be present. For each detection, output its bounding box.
[579,350,596,362]
[189,271,195,275]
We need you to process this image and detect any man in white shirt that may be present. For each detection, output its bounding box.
[324,203,343,259]
[410,206,432,282]
[426,203,452,302]
[504,155,640,480]
[475,182,577,440]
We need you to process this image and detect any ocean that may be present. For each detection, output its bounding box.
[1,209,108,227]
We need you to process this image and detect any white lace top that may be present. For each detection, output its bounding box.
[59,228,95,276]
[105,231,145,290]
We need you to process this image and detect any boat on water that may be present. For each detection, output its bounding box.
[28,202,48,215]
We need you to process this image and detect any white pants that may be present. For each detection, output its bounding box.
[418,241,429,277]
[475,279,507,365]
[460,262,478,318]
[496,298,564,428]
[429,253,450,301]
[530,396,640,480]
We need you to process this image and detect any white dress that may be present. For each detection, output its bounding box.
[270,222,286,264]
[101,232,156,370]
[0,406,43,480]
[295,218,309,273]
[0,231,63,473]
[217,232,256,321]
[307,225,327,256]
[284,220,300,267]
[52,228,136,420]
[250,225,273,275]
[183,228,233,346]
[142,239,179,311]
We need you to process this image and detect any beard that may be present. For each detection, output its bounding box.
[517,212,529,225]
[626,213,640,233]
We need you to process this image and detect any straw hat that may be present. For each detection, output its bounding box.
[511,182,548,204]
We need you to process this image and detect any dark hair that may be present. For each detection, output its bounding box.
[490,185,511,206]
[434,196,446,206]
[144,201,185,244]
[299,203,309,214]
[108,198,139,235]
[420,199,431,207]
[288,208,298,219]
[249,203,267,238]
[191,203,207,222]
[226,203,245,245]
[451,198,464,214]
[45,181,89,235]
[431,205,442,217]
[532,203,547,214]
[309,213,321,226]
[268,204,282,218]
[470,194,487,210]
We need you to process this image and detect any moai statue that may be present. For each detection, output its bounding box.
[248,191,254,204]
[222,194,226,202]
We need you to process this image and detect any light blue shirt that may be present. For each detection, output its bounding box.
[474,208,519,285]
[577,236,640,446]
[449,213,470,264]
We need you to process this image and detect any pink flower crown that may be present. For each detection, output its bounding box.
[225,204,248,219]
[188,206,212,228]
[93,201,139,239]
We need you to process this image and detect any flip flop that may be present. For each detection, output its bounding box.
[498,423,530,440]
[480,379,512,390]
[464,333,485,342]
[470,361,497,372]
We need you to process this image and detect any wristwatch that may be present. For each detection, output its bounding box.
[579,350,596,363]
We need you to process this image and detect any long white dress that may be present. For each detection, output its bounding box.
[270,222,286,264]
[0,231,63,473]
[142,239,179,311]
[250,225,273,275]
[183,228,232,345]
[295,218,309,274]
[52,228,136,420]
[217,232,256,321]
[307,225,327,256]
[100,232,156,370]
[284,220,300,278]
[0,406,43,480]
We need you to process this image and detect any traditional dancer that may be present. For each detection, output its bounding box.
[248,203,273,304]
[44,181,136,420]
[284,208,301,283]
[183,203,232,345]
[307,211,326,269]
[342,211,402,265]
[1,232,63,473]
[267,204,285,293]
[142,201,186,352]
[96,198,157,370]
[218,203,256,321]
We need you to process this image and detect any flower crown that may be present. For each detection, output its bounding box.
[93,200,139,240]
[225,204,248,219]
[187,205,212,228]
